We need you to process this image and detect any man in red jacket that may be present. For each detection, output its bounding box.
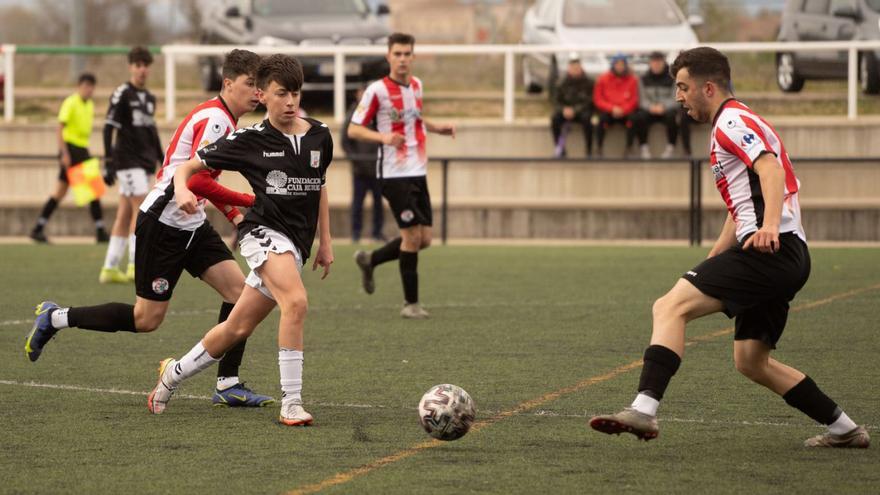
[594,54,639,157]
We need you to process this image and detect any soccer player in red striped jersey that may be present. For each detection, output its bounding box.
[590,47,868,448]
[348,32,455,319]
[28,50,275,408]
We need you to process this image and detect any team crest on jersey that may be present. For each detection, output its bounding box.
[310,150,321,168]
[152,278,169,295]
[389,107,401,122]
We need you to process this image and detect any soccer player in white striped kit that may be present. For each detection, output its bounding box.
[590,47,869,448]
[349,32,456,319]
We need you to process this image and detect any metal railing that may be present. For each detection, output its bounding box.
[4,40,880,123]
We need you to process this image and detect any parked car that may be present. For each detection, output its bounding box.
[777,0,880,94]
[521,0,700,96]
[199,0,391,92]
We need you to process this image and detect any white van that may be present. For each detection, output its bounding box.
[521,0,701,95]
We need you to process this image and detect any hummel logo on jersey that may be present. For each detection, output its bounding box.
[686,270,698,277]
[263,150,285,158]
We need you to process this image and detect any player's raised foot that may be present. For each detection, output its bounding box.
[353,250,375,294]
[279,401,313,426]
[804,426,870,448]
[125,264,135,282]
[212,382,275,408]
[400,303,429,319]
[29,229,49,244]
[147,358,177,415]
[99,267,129,284]
[25,301,60,362]
[589,407,659,441]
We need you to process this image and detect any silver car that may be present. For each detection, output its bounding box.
[199,0,391,92]
[521,0,700,96]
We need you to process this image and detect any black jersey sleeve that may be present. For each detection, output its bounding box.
[321,131,334,187]
[196,128,254,172]
[105,85,128,129]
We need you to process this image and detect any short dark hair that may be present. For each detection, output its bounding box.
[222,49,261,80]
[256,54,304,91]
[671,47,731,91]
[387,32,415,50]
[78,72,96,85]
[128,46,153,66]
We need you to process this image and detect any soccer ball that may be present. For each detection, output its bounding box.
[418,384,476,441]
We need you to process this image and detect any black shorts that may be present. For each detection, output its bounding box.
[382,176,432,228]
[682,233,811,349]
[134,212,235,301]
[57,144,91,183]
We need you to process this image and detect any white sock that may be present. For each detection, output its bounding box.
[128,234,136,266]
[170,341,219,387]
[279,348,304,405]
[216,376,240,391]
[103,236,127,269]
[828,411,858,435]
[50,307,70,329]
[631,393,660,416]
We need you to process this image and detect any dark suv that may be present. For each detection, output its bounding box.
[777,0,880,94]
[199,0,391,92]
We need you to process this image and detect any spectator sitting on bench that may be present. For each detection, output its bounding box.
[594,53,638,157]
[550,53,594,158]
[631,51,680,159]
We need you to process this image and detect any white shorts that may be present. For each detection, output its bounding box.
[238,226,303,301]
[116,168,150,197]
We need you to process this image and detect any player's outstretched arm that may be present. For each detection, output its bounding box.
[349,122,404,147]
[313,186,334,280]
[708,213,737,258]
[424,119,455,138]
[743,153,784,253]
[173,158,208,214]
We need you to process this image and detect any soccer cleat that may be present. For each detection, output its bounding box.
[147,358,177,415]
[354,250,375,294]
[25,301,60,362]
[661,144,676,159]
[99,267,129,284]
[589,407,659,441]
[279,401,313,426]
[212,383,275,408]
[804,426,870,448]
[125,264,135,282]
[30,229,49,244]
[96,228,110,243]
[400,303,429,319]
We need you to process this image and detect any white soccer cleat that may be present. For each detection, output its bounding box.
[401,303,430,319]
[147,358,177,415]
[279,401,313,426]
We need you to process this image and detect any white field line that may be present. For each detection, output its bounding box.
[1,379,875,431]
[0,301,592,327]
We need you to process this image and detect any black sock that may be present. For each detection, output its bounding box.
[35,198,59,230]
[216,302,245,379]
[399,251,418,304]
[68,303,136,333]
[371,237,402,267]
[782,376,841,425]
[89,200,104,226]
[637,344,682,400]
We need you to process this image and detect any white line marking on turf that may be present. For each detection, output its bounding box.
[1,379,875,431]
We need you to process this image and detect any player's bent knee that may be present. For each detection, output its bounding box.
[279,295,309,320]
[734,358,767,383]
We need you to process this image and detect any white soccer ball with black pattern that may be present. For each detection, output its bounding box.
[418,384,476,441]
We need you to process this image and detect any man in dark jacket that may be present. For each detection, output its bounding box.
[550,54,594,157]
[343,86,384,243]
[631,51,680,159]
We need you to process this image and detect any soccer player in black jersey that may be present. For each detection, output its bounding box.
[147,55,334,426]
[99,46,164,284]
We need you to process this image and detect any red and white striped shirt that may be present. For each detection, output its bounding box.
[141,97,244,230]
[351,76,427,179]
[710,99,805,243]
